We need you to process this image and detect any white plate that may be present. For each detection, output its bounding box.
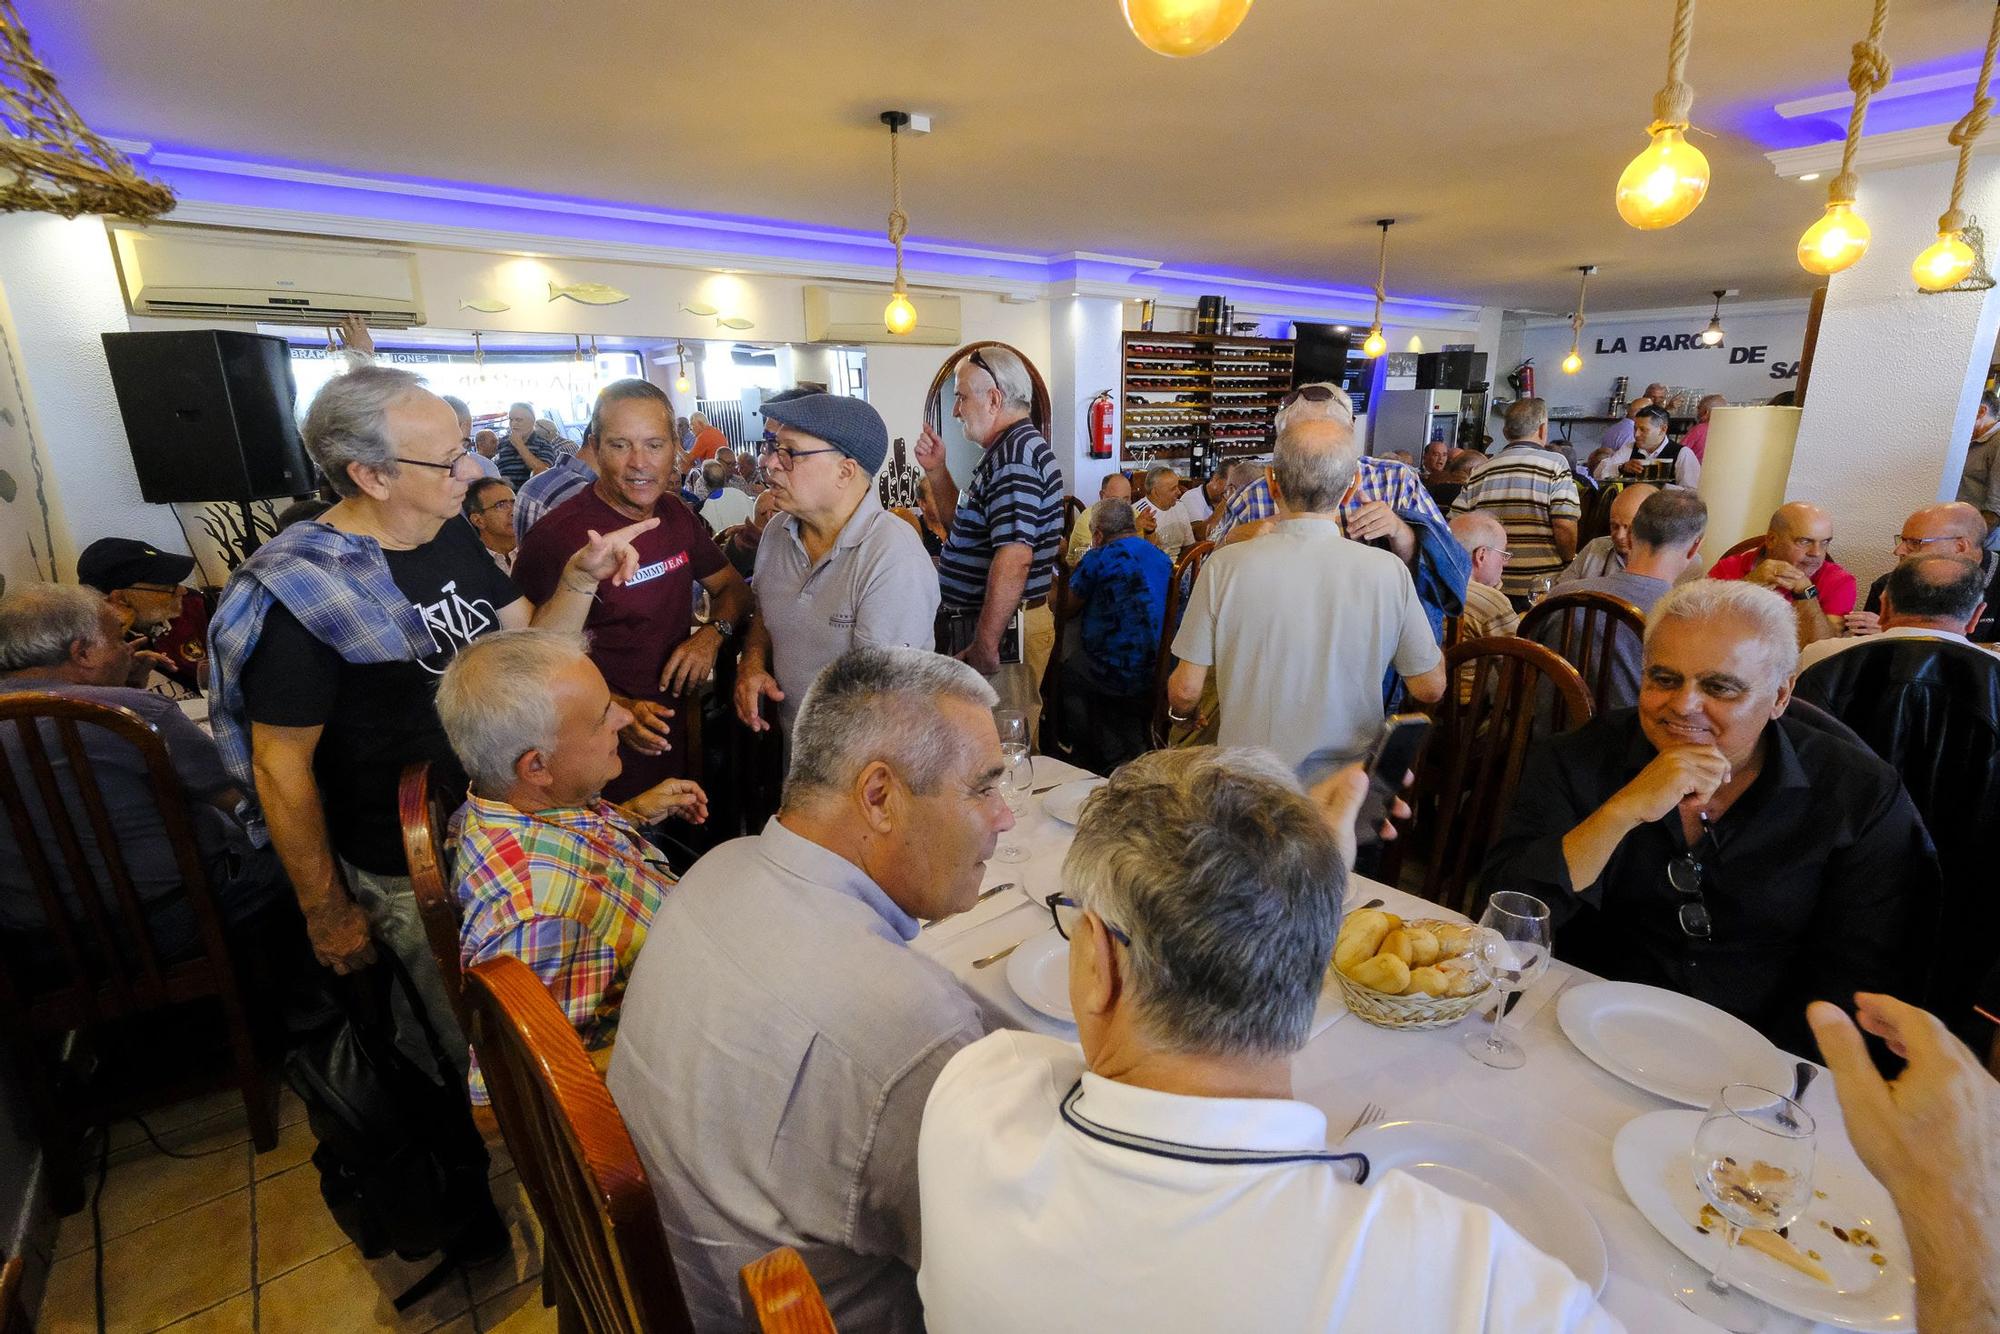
[1040,778,1107,826]
[1345,1120,1608,1297]
[1558,980,1792,1108]
[1613,1109,1915,1331]
[1005,927,1075,1025]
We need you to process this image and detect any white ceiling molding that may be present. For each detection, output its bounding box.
[1773,67,1977,120]
[1518,296,1811,331]
[1766,123,2000,179]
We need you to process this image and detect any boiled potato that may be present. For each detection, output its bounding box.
[1403,927,1440,967]
[1378,928,1417,965]
[1406,965,1451,997]
[1333,910,1394,972]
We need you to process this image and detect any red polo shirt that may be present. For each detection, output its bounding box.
[1707,546,1857,616]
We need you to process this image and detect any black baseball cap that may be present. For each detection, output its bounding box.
[77,538,196,593]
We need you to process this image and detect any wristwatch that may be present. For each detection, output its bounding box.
[1792,585,1819,603]
[710,617,737,639]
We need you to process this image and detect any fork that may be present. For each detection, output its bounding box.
[972,941,1024,969]
[1343,1102,1385,1140]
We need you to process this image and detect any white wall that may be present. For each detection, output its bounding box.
[0,270,76,596]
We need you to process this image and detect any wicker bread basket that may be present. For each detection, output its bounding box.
[1334,970,1490,1030]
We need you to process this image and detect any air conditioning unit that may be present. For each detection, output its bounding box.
[803,285,960,346]
[109,225,425,328]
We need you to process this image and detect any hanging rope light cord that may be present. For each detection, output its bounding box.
[1798,0,1890,274]
[1915,0,2000,290]
[1617,0,1711,229]
[1362,219,1391,357]
[882,111,918,334]
[1649,0,1698,140]
[1563,267,1592,374]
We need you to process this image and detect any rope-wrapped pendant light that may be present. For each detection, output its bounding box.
[1616,0,1711,230]
[1914,0,2000,292]
[1798,0,1892,275]
[881,111,918,336]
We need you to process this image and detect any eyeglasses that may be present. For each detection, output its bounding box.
[1893,533,1962,551]
[1665,814,1717,940]
[757,443,844,468]
[474,498,516,515]
[1279,384,1341,411]
[1045,893,1132,947]
[393,447,478,474]
[1472,545,1514,564]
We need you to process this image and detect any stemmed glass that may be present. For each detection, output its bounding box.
[1459,891,1551,1069]
[1670,1084,1816,1331]
[993,709,1033,864]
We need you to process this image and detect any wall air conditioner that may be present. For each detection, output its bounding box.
[109,225,425,328]
[803,285,960,346]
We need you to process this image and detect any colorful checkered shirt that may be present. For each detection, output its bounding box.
[1204,455,1446,543]
[1448,443,1584,599]
[454,793,675,1103]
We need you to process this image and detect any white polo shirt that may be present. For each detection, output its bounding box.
[918,1031,1620,1334]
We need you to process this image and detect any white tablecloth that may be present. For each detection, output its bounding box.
[914,755,1866,1334]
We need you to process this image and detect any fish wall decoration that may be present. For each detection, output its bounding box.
[678,302,719,317]
[459,298,512,313]
[716,317,755,330]
[549,281,631,306]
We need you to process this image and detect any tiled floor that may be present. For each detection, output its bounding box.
[34,1087,555,1334]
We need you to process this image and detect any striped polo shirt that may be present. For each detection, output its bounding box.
[1448,442,1582,598]
[937,419,1066,609]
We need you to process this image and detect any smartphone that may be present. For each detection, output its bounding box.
[1354,713,1433,847]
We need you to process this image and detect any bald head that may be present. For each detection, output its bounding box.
[1451,511,1509,588]
[1896,501,1987,559]
[1607,483,1657,559]
[1696,394,1726,421]
[1626,397,1653,419]
[1767,501,1835,577]
[1643,383,1670,404]
[1271,417,1360,515]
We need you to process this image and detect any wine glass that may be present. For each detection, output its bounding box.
[1529,574,1556,603]
[1459,891,1551,1069]
[1670,1084,1816,1331]
[993,709,1033,864]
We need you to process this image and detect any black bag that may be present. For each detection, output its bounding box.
[282,951,503,1301]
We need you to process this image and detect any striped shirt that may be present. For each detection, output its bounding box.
[1449,443,1582,598]
[1205,455,1446,544]
[454,793,674,1103]
[937,420,1066,609]
[514,452,595,543]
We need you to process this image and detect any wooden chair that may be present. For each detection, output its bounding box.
[1150,540,1216,747]
[1059,495,1088,571]
[398,761,467,1031]
[0,1254,29,1334]
[1037,562,1075,757]
[921,341,1054,440]
[741,1248,838,1333]
[1518,589,1648,715]
[463,955,694,1334]
[1388,639,1592,917]
[1719,534,1766,563]
[0,692,277,1213]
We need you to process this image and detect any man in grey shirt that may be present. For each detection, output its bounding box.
[1168,416,1447,777]
[736,394,939,740]
[610,647,1012,1332]
[1530,489,1708,709]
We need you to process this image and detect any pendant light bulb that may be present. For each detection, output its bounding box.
[673,341,693,396]
[884,291,919,335]
[1698,289,1726,347]
[880,111,920,336]
[1360,218,1394,360]
[1361,326,1386,359]
[1616,126,1710,230]
[1405,334,1424,354]
[1562,264,1594,376]
[1797,200,1872,275]
[1121,0,1253,58]
[1913,231,1977,291]
[1561,347,1584,375]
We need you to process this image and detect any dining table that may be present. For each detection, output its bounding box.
[914,754,1889,1334]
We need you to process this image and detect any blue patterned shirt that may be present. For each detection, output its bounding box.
[514,452,596,543]
[1205,455,1444,543]
[1068,535,1172,696]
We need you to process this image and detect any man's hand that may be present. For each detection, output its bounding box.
[956,640,1001,676]
[619,698,674,756]
[1609,745,1731,825]
[734,667,784,731]
[303,895,376,975]
[566,518,661,588]
[914,423,948,474]
[630,778,709,826]
[337,314,374,357]
[660,625,722,695]
[1308,763,1410,873]
[1346,500,1414,558]
[1843,610,1883,637]
[125,648,175,687]
[1135,507,1158,536]
[1744,558,1811,597]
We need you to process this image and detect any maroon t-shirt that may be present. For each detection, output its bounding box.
[514,485,727,795]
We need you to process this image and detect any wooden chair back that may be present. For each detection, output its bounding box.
[1397,639,1592,916]
[741,1247,838,1333]
[397,761,467,1031]
[1518,589,1648,715]
[1151,540,1216,746]
[921,342,1054,439]
[1719,534,1765,562]
[1037,561,1074,755]
[0,1254,28,1334]
[1060,495,1088,568]
[0,691,275,1209]
[464,956,694,1334]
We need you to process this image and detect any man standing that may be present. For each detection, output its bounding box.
[1066,472,1131,567]
[1708,500,1853,645]
[734,394,939,741]
[1451,398,1582,603]
[610,648,1010,1332]
[495,401,558,487]
[1681,393,1726,463]
[512,432,597,542]
[916,346,1065,740]
[1558,482,1655,583]
[1847,502,1996,641]
[442,396,501,479]
[1448,512,1519,641]
[1957,391,2000,549]
[1169,417,1446,777]
[1597,405,1699,489]
[1133,464,1194,561]
[515,379,751,804]
[462,478,518,575]
[1059,498,1173,770]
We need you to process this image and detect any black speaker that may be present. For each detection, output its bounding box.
[1291,322,1352,388]
[1415,350,1487,392]
[100,330,315,503]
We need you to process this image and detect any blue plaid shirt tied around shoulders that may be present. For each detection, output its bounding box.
[207,522,435,788]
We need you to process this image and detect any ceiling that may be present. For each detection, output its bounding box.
[30,0,1997,313]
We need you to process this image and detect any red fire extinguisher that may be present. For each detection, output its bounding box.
[1519,360,1536,401]
[1088,390,1116,460]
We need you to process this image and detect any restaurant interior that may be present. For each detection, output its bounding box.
[2,1,1999,1332]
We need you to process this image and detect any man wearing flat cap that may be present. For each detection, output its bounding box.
[735,394,941,741]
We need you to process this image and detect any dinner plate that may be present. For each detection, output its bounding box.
[1040,778,1107,826]
[1557,980,1792,1108]
[1613,1109,1915,1331]
[1344,1120,1608,1297]
[1005,927,1075,1025]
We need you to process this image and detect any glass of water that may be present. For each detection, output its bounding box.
[1460,890,1551,1069]
[993,710,1033,863]
[1670,1084,1816,1330]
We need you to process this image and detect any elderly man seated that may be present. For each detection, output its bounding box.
[1058,497,1172,770]
[917,747,1616,1331]
[609,647,1010,1332]
[1134,464,1195,561]
[1845,501,1997,642]
[1484,580,1936,1060]
[1448,511,1519,641]
[435,629,706,1104]
[1799,554,1990,675]
[1558,483,1659,584]
[1707,500,1853,645]
[1066,471,1132,566]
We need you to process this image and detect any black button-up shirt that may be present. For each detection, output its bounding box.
[1483,709,1937,1059]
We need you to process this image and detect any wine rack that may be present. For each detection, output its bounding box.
[1120,331,1295,477]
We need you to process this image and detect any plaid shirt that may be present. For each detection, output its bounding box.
[455,793,675,1103]
[1205,455,1445,542]
[207,522,435,787]
[512,452,595,544]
